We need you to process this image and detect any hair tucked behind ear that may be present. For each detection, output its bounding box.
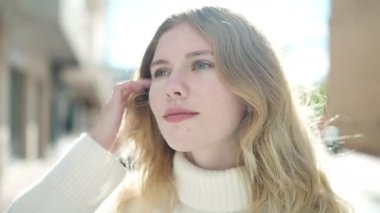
[116,6,352,213]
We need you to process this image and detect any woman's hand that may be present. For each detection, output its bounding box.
[89,79,151,152]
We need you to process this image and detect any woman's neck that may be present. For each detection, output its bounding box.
[184,144,238,170]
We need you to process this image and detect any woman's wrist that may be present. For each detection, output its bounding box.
[88,131,111,151]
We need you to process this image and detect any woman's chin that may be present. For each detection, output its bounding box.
[165,141,194,152]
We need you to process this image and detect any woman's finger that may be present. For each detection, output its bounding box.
[114,79,151,100]
[122,79,151,93]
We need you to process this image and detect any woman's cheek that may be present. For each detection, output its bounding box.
[148,85,159,115]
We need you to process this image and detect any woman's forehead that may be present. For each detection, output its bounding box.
[153,23,212,59]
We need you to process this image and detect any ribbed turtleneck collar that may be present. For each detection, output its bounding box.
[173,152,250,212]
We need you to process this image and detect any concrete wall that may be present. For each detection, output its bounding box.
[328,0,380,155]
[0,58,10,206]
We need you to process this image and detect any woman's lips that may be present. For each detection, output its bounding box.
[164,112,199,123]
[163,107,199,123]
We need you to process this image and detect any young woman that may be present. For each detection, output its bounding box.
[7,6,350,213]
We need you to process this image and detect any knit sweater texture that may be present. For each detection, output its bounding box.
[6,134,250,213]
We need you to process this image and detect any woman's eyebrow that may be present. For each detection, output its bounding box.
[150,59,169,68]
[185,50,214,58]
[150,50,214,69]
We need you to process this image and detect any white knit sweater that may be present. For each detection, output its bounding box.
[6,134,250,213]
[173,152,249,212]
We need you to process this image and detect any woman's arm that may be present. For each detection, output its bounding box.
[6,80,151,213]
[6,134,126,213]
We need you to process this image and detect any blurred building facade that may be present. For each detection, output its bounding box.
[0,0,115,199]
[328,0,380,156]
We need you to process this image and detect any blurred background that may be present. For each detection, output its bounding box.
[0,0,379,212]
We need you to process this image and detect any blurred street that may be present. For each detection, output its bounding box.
[1,135,76,211]
[325,152,380,212]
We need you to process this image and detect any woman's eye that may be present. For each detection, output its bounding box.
[192,60,214,71]
[152,69,169,79]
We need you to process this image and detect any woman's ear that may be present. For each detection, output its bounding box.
[246,105,253,113]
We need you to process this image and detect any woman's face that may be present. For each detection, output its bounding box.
[149,23,246,153]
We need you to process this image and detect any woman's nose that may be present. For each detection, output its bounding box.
[165,70,189,99]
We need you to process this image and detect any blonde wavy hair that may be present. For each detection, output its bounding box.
[117,6,351,213]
